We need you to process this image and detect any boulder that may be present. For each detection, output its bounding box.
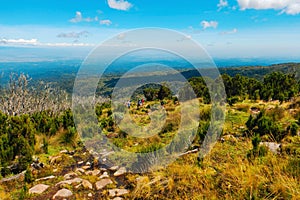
[108,189,129,197]
[95,178,113,190]
[64,172,78,180]
[56,177,83,186]
[100,171,109,179]
[82,179,93,190]
[260,142,281,154]
[29,184,49,194]
[53,188,73,199]
[114,167,126,177]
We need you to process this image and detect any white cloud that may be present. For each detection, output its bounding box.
[100,19,112,26]
[69,11,98,23]
[0,37,95,47]
[57,31,89,38]
[0,38,39,45]
[107,0,132,11]
[217,0,229,10]
[220,28,238,35]
[237,0,300,15]
[201,20,219,29]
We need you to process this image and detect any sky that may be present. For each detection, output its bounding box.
[0,0,300,60]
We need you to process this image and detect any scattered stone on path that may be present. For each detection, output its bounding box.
[82,165,91,170]
[113,197,124,200]
[60,149,68,154]
[82,179,93,190]
[95,178,113,190]
[35,175,56,182]
[53,188,73,199]
[64,172,78,180]
[100,171,109,179]
[108,189,129,197]
[29,184,49,194]
[75,168,85,175]
[109,166,119,171]
[77,161,84,165]
[56,177,83,186]
[114,167,126,177]
[91,169,101,176]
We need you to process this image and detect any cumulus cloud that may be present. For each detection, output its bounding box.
[201,20,219,30]
[100,19,112,26]
[69,11,98,23]
[57,31,89,38]
[217,0,229,10]
[220,28,238,35]
[237,0,300,15]
[107,0,132,11]
[0,38,39,45]
[0,37,95,47]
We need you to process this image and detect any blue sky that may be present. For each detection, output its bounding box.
[0,0,300,60]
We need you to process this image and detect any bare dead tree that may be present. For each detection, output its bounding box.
[0,73,70,115]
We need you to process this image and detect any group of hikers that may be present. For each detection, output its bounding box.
[125,98,145,109]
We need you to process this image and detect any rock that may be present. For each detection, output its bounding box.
[100,167,107,172]
[75,168,85,175]
[108,189,129,197]
[77,161,84,165]
[64,172,78,180]
[82,180,93,190]
[82,165,91,170]
[29,184,49,194]
[35,175,56,182]
[53,169,58,173]
[100,172,109,179]
[113,197,124,200]
[53,188,73,199]
[95,178,113,190]
[109,166,119,171]
[0,171,26,184]
[88,193,93,197]
[260,142,281,154]
[75,184,82,189]
[91,169,101,176]
[86,161,91,166]
[60,149,68,154]
[114,167,126,177]
[56,177,83,186]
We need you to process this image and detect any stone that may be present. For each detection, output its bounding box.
[82,165,91,170]
[75,184,82,189]
[95,178,113,190]
[113,197,124,200]
[75,168,85,175]
[260,142,281,154]
[100,171,109,179]
[114,167,126,177]
[64,172,78,180]
[77,161,84,165]
[88,193,93,197]
[35,175,56,182]
[86,161,91,166]
[82,180,93,190]
[53,189,73,199]
[56,177,83,186]
[60,149,68,154]
[109,166,119,171]
[29,184,49,194]
[108,189,129,197]
[91,169,101,176]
